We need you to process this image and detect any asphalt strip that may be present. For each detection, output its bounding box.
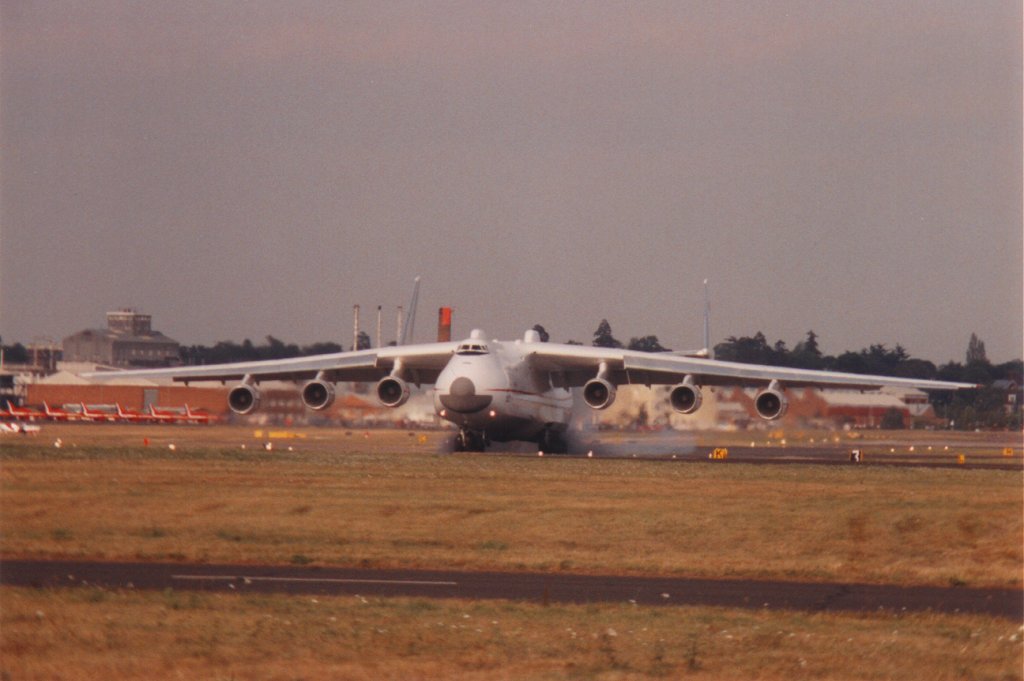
[3,559,1021,620]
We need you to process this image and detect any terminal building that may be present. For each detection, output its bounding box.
[62,309,180,368]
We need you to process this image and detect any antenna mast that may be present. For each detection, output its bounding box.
[703,279,713,359]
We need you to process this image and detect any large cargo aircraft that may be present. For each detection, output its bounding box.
[84,327,976,452]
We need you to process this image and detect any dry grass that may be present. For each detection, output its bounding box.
[2,425,1022,680]
[2,426,1021,588]
[3,586,1021,681]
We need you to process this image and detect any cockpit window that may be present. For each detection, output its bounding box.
[455,342,489,355]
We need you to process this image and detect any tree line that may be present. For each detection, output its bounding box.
[552,323,1019,430]
[709,329,1020,430]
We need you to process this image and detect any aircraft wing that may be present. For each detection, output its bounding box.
[527,344,977,391]
[82,342,458,386]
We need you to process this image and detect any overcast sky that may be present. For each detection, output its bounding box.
[2,2,1021,363]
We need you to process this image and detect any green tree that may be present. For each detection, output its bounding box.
[798,330,820,356]
[1,342,29,364]
[301,342,343,355]
[263,335,300,359]
[628,335,669,352]
[715,332,779,365]
[532,324,550,342]
[592,320,623,348]
[966,333,988,364]
[792,330,824,369]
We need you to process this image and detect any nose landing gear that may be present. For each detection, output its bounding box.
[453,429,488,452]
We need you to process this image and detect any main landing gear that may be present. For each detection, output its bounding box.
[538,427,568,455]
[453,429,488,452]
[451,428,568,454]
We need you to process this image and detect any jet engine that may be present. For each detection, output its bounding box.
[376,376,411,408]
[583,378,617,410]
[301,379,336,411]
[754,386,788,420]
[227,383,261,415]
[669,382,703,414]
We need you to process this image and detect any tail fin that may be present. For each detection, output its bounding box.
[669,280,714,358]
[398,276,421,345]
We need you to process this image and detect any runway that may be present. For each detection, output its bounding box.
[562,443,1022,471]
[3,559,1020,620]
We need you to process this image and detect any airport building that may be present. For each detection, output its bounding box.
[62,309,180,368]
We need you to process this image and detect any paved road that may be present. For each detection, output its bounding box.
[3,559,1020,620]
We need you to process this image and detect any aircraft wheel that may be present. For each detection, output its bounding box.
[455,430,486,452]
[538,428,568,455]
[468,431,487,452]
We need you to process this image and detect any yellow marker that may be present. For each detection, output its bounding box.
[253,430,263,438]
[957,454,966,465]
[708,448,729,460]
[266,431,307,440]
[1003,448,1014,457]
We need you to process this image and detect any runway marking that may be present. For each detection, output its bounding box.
[171,574,458,587]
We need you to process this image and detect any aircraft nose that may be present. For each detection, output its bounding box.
[440,377,493,413]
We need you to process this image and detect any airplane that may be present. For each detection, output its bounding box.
[183,404,217,424]
[43,401,88,422]
[116,403,155,423]
[148,404,188,423]
[145,404,217,424]
[83,328,978,453]
[0,421,41,434]
[5,403,45,421]
[80,402,119,422]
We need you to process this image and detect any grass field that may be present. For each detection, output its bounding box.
[4,587,1022,681]
[2,424,1022,679]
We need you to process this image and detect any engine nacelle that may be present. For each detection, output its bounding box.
[376,376,411,408]
[669,383,703,414]
[583,378,617,410]
[227,383,261,415]
[301,379,336,411]
[754,387,789,420]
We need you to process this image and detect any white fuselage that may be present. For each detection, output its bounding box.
[432,333,572,442]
